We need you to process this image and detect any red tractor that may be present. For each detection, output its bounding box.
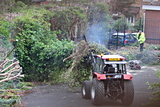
[81,52,134,106]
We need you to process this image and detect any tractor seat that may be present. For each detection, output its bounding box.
[108,67,115,73]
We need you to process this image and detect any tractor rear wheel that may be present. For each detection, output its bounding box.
[81,81,91,99]
[121,80,134,106]
[91,78,104,106]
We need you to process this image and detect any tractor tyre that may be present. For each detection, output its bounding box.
[81,81,91,99]
[121,80,134,106]
[138,66,141,70]
[91,78,104,106]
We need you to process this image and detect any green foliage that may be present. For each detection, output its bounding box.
[18,6,54,22]
[113,15,129,32]
[69,43,112,87]
[28,40,74,82]
[42,3,57,10]
[14,12,75,81]
[0,99,17,107]
[114,47,159,65]
[69,59,92,88]
[50,6,86,40]
[0,0,15,14]
[0,0,28,13]
[0,80,32,107]
[9,1,27,12]
[0,18,14,60]
[11,7,75,82]
[145,71,160,106]
[134,17,144,31]
[61,41,111,88]
[0,80,19,90]
[55,40,92,86]
[88,3,110,24]
[15,0,32,5]
[0,18,12,38]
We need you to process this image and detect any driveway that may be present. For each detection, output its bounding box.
[21,65,160,107]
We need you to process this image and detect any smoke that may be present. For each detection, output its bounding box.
[86,22,111,45]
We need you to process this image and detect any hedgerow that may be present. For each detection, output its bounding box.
[13,8,75,82]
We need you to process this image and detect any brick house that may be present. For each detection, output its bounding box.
[130,0,160,44]
[125,0,142,26]
[142,5,160,44]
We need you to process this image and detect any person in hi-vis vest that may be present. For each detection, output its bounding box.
[136,30,146,52]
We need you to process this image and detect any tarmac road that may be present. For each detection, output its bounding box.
[21,65,160,107]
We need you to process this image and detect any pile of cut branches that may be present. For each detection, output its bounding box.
[63,40,90,64]
[0,58,24,83]
[61,40,112,87]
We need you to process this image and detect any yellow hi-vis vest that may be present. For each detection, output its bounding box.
[136,32,146,44]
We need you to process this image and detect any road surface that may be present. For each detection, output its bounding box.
[21,65,160,107]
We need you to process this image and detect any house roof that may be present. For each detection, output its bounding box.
[142,5,160,10]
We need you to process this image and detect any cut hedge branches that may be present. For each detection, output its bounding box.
[62,40,113,87]
[0,58,24,83]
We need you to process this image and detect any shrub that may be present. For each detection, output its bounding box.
[14,19,75,81]
[0,18,11,38]
[0,18,14,60]
[0,80,32,107]
[9,1,27,12]
[13,8,75,82]
[27,40,75,82]
[146,71,160,106]
[60,41,111,87]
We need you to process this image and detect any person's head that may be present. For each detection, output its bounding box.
[139,30,142,34]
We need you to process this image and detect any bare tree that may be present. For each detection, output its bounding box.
[110,0,136,15]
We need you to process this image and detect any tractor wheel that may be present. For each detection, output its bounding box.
[121,80,134,106]
[81,81,91,99]
[91,78,104,106]
[138,66,141,70]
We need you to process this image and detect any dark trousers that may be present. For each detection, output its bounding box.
[140,43,144,52]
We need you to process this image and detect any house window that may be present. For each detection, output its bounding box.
[127,16,135,26]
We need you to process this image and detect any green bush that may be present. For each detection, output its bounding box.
[11,7,75,82]
[0,18,14,60]
[50,6,86,40]
[0,0,15,14]
[146,71,160,106]
[14,15,75,81]
[70,58,92,84]
[0,18,12,38]
[0,80,27,107]
[9,1,27,12]
[15,0,32,5]
[27,40,75,82]
[60,42,111,88]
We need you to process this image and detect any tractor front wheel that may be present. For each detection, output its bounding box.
[91,78,104,106]
[81,80,91,99]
